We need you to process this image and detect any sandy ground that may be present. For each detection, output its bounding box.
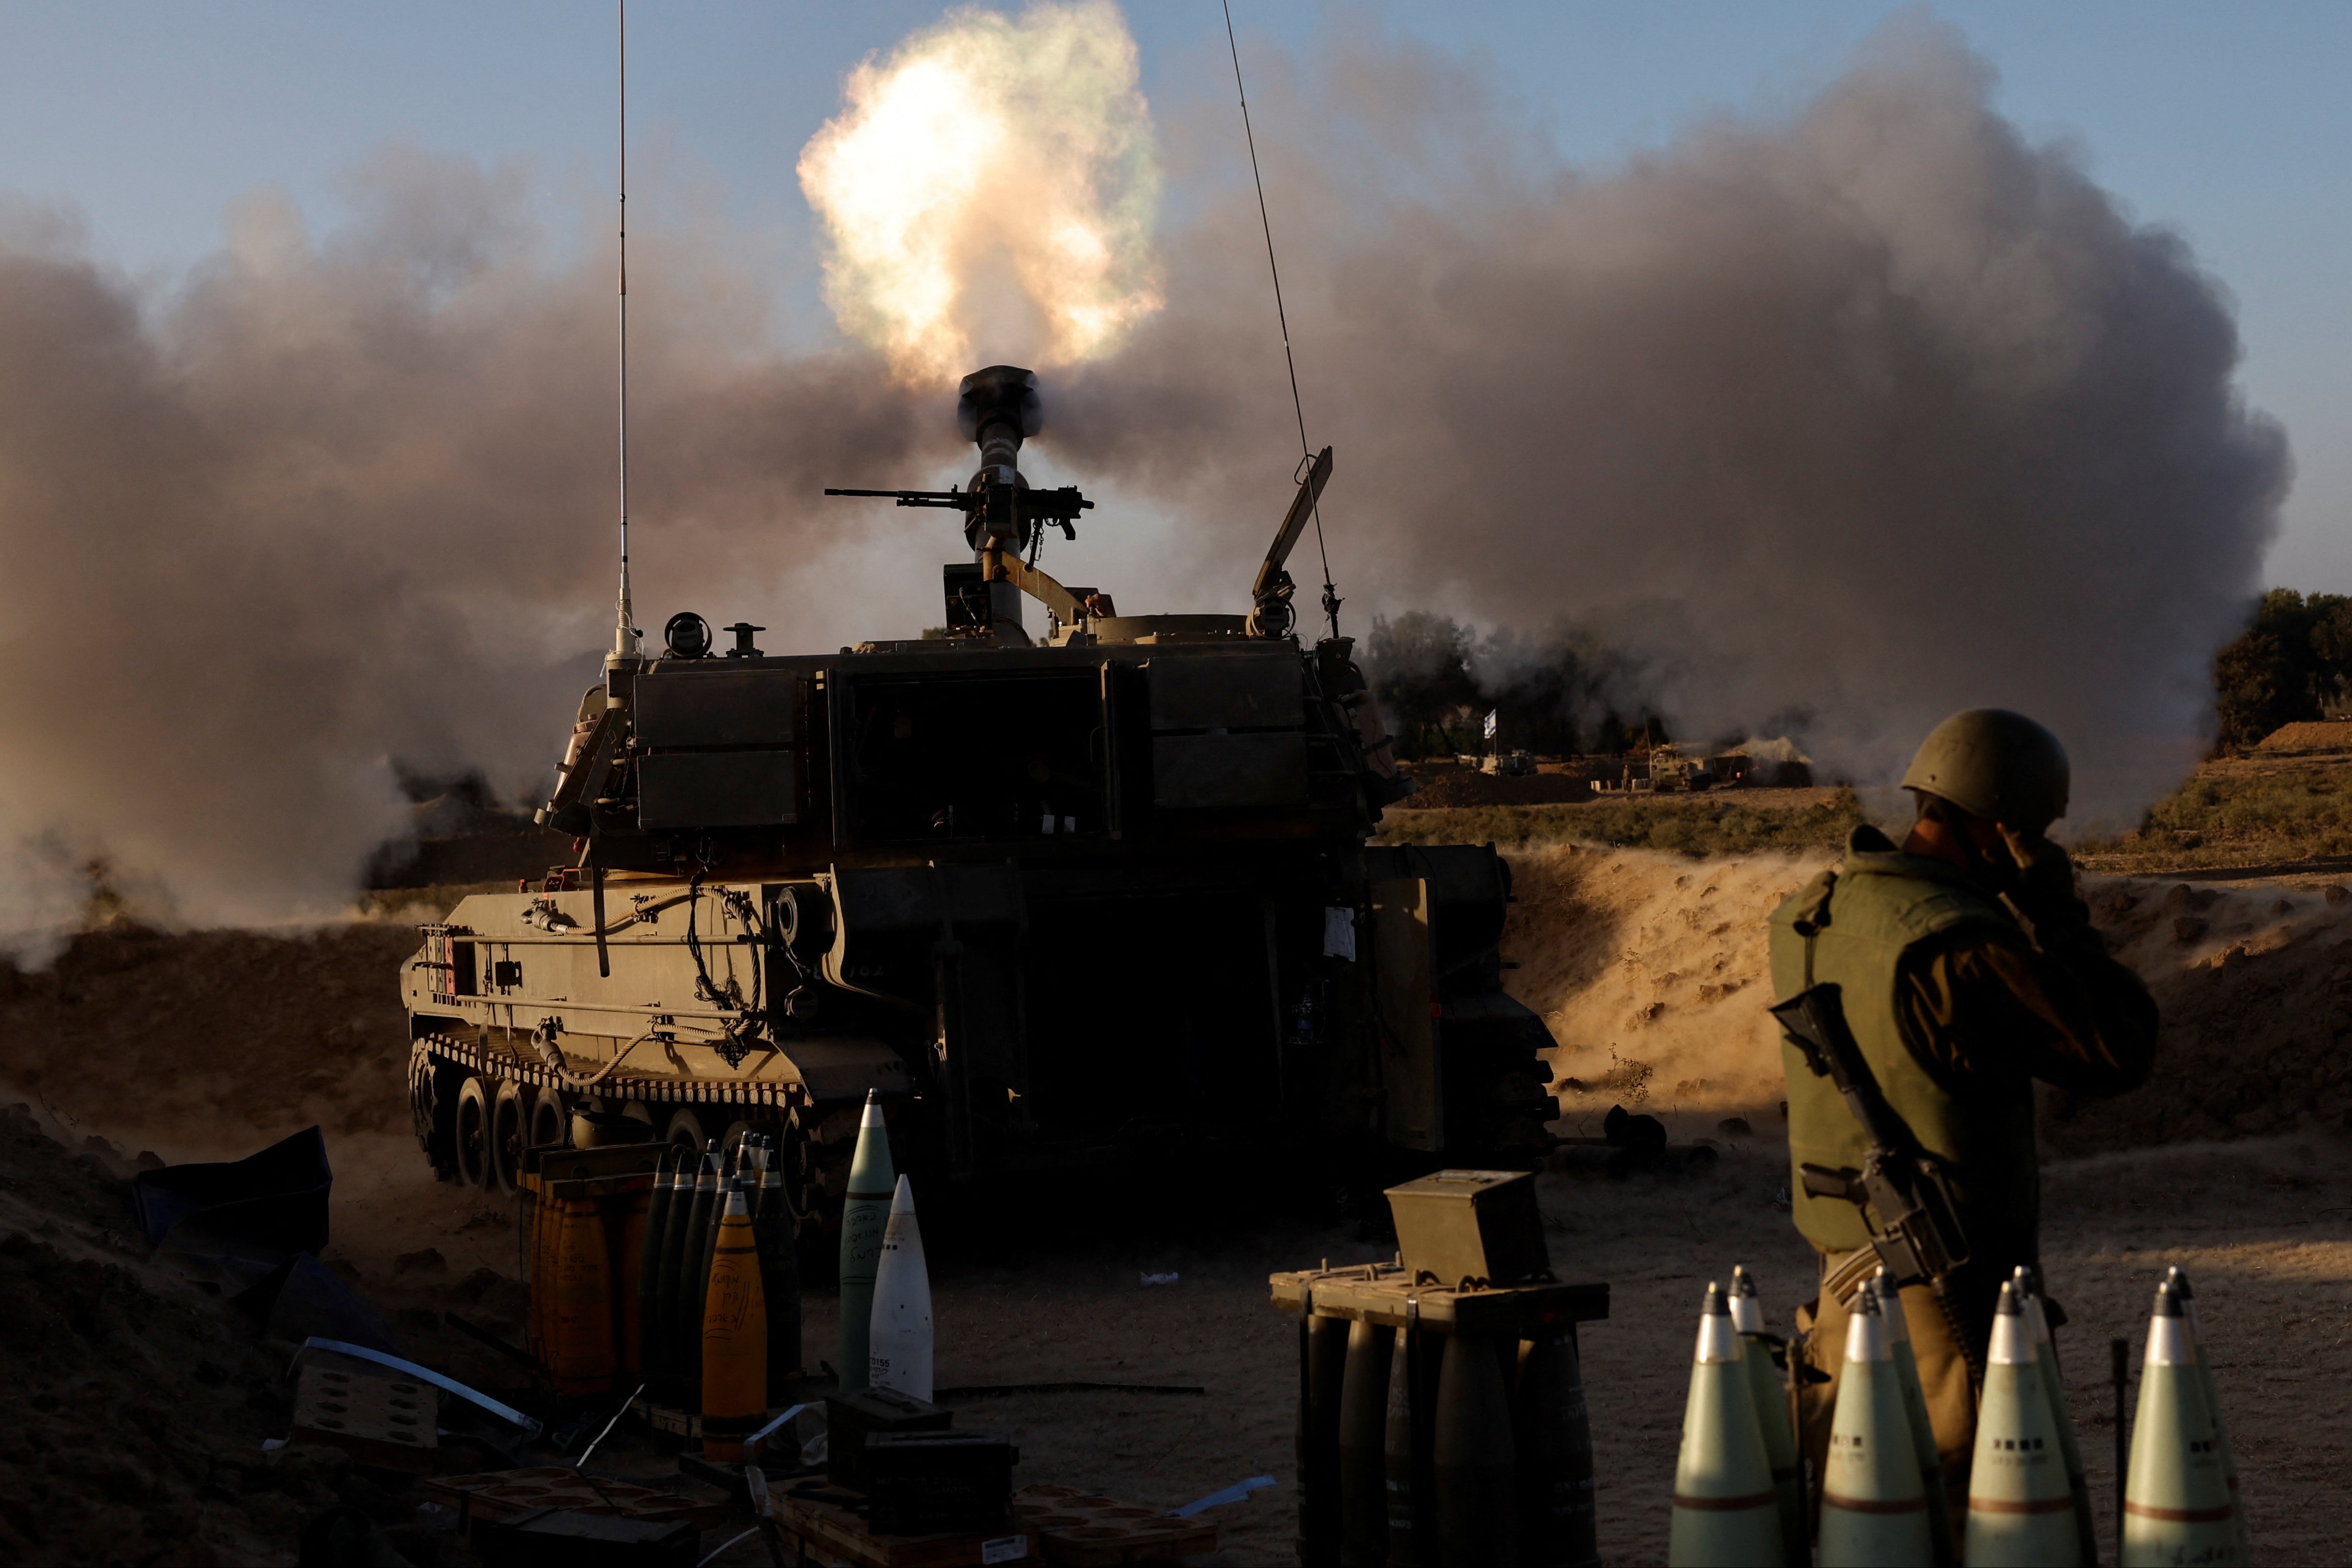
[16,1100,2348,1566]
[11,843,2352,1562]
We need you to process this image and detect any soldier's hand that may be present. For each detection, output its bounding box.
[1996,825,2087,939]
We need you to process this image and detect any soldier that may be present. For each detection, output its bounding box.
[1771,709,2157,1521]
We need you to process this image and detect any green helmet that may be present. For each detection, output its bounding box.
[1899,709,2070,830]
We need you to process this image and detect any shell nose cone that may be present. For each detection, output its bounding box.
[1693,1283,1743,1364]
[1841,1279,1892,1365]
[1988,1281,2035,1366]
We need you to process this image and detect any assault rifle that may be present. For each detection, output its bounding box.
[1769,981,1971,1308]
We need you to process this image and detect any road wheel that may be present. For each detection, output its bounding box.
[490,1080,530,1196]
[410,1044,454,1176]
[663,1106,707,1156]
[408,1044,436,1157]
[529,1089,569,1153]
[454,1075,495,1191]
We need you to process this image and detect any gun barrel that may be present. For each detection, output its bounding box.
[823,488,974,509]
[957,365,1042,476]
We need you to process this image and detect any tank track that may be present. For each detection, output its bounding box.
[409,1030,808,1176]
[409,1029,864,1273]
[409,1026,810,1118]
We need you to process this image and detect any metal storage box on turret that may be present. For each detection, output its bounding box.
[402,366,1561,1238]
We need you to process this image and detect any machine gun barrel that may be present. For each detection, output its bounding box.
[824,488,976,510]
[825,485,1095,527]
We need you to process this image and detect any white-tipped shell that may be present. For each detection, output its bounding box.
[860,1092,887,1129]
[2145,1311,2195,1367]
[1727,1291,1766,1335]
[723,1188,749,1218]
[2020,1291,2053,1348]
[1988,1304,2036,1366]
[1843,1304,1891,1364]
[1695,1295,1743,1364]
[1873,1276,1911,1345]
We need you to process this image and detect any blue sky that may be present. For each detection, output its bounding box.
[2,0,2344,586]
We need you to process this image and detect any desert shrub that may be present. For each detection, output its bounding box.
[2076,767,2352,869]
[1374,789,1862,855]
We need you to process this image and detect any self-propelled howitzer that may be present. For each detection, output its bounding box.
[400,366,1559,1238]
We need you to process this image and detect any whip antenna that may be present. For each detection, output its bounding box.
[1221,0,1341,641]
[608,0,640,668]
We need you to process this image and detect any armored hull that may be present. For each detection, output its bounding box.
[402,368,1559,1239]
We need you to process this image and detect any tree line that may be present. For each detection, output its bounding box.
[1366,592,2348,762]
[2212,589,2352,750]
[1358,612,1672,760]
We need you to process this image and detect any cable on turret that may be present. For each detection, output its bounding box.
[1221,0,1342,641]
[609,0,641,669]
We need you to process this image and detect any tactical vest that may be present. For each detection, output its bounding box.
[1769,828,2041,1260]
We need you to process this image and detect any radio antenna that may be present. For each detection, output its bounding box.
[607,0,641,668]
[1221,0,1341,641]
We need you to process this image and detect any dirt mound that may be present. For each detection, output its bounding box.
[15,852,2347,1178]
[0,921,419,1161]
[1395,769,1595,809]
[0,1105,435,1567]
[2045,877,2352,1152]
[1501,845,1827,1129]
[2255,720,2352,754]
[1499,846,2352,1154]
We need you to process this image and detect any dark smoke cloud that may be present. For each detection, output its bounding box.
[0,145,934,940]
[1063,14,2289,822]
[0,13,2291,943]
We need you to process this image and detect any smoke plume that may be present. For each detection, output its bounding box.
[799,0,1161,378]
[0,151,935,943]
[1059,15,2289,820]
[0,8,2291,946]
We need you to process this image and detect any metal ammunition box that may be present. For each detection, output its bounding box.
[865,1430,1019,1536]
[825,1385,954,1491]
[1385,1168,1551,1287]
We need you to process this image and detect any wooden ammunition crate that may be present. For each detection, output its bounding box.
[423,1466,723,1532]
[1268,1261,1609,1338]
[1016,1486,1218,1565]
[288,1359,440,1474]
